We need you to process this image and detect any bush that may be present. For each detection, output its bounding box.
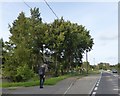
[28,73,39,81]
[2,63,18,82]
[16,64,35,82]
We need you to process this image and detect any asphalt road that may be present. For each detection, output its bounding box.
[90,71,119,96]
[2,74,100,95]
[2,71,119,96]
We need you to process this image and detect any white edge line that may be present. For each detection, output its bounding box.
[92,92,96,95]
[89,71,102,94]
[94,87,98,90]
[96,83,99,86]
[97,82,99,84]
[89,78,99,94]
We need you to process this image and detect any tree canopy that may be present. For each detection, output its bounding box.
[2,7,94,81]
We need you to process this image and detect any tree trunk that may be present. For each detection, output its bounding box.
[54,53,58,77]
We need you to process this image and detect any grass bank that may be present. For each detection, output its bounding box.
[1,75,70,88]
[1,70,100,88]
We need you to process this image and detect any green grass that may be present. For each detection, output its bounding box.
[88,70,100,74]
[1,70,100,88]
[44,75,70,85]
[1,75,70,88]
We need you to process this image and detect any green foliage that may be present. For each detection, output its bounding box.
[16,64,35,82]
[3,63,17,82]
[44,75,70,85]
[98,62,110,70]
[118,63,120,73]
[82,62,90,71]
[3,63,35,82]
[1,75,70,88]
[3,7,94,82]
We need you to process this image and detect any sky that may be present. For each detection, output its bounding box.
[0,1,118,65]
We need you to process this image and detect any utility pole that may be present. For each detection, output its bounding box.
[86,50,88,74]
[93,58,95,65]
[43,44,45,63]
[93,58,95,70]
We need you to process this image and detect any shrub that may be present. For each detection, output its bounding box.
[16,64,35,82]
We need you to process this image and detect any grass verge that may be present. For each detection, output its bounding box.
[1,75,70,88]
[1,70,100,88]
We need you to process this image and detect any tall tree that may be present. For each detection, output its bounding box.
[3,7,94,81]
[47,18,65,76]
[3,8,47,81]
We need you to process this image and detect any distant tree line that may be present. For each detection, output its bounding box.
[1,8,94,82]
[97,62,119,71]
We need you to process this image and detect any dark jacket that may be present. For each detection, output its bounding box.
[39,67,45,76]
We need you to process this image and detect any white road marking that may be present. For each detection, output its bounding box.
[91,92,96,96]
[112,83,118,86]
[64,83,73,94]
[97,82,99,84]
[113,88,120,91]
[96,83,99,86]
[90,72,102,95]
[94,87,98,91]
[114,86,118,88]
[92,92,96,94]
[98,79,100,81]
[114,74,119,77]
[112,73,119,78]
[107,79,113,81]
[106,76,111,78]
[89,78,100,94]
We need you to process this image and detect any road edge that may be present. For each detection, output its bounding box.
[89,72,102,96]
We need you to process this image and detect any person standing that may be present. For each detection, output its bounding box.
[38,64,47,88]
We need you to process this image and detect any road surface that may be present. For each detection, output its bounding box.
[90,71,119,96]
[2,75,100,95]
[2,71,119,96]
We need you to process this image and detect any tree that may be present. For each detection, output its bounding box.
[98,62,110,70]
[0,38,4,65]
[61,22,94,72]
[3,7,94,81]
[3,8,45,81]
[46,18,65,76]
[29,8,48,72]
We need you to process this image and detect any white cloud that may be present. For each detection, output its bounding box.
[99,35,118,41]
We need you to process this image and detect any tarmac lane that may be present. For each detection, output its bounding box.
[90,71,119,96]
[2,74,101,95]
